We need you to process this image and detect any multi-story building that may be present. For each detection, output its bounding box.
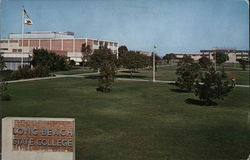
[165,48,249,63]
[200,47,249,63]
[0,31,119,70]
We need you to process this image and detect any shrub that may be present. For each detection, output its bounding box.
[9,65,49,80]
[10,65,32,80]
[0,80,11,101]
[176,55,200,91]
[32,66,50,77]
[194,67,233,105]
[69,60,76,66]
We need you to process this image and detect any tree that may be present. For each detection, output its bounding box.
[213,51,229,65]
[199,56,212,69]
[176,55,200,91]
[0,80,11,101]
[31,48,70,71]
[81,43,92,66]
[118,45,128,58]
[163,53,176,64]
[120,51,148,78]
[194,67,233,105]
[89,46,117,92]
[238,59,249,71]
[0,55,6,72]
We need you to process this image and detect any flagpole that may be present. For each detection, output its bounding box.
[21,7,24,68]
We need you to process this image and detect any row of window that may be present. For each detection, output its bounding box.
[93,40,117,47]
[0,48,8,50]
[0,40,18,43]
[12,49,22,52]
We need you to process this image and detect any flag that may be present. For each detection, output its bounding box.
[24,19,33,25]
[23,8,33,25]
[23,9,30,18]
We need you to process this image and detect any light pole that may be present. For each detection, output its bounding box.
[214,51,216,71]
[152,45,156,82]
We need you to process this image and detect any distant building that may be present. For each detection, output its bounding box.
[174,53,201,61]
[0,31,119,70]
[131,50,152,56]
[200,47,249,63]
[165,48,249,64]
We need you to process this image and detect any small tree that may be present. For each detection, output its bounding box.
[199,56,212,69]
[163,53,176,64]
[118,45,128,58]
[195,67,233,105]
[0,80,11,101]
[213,51,229,65]
[120,51,148,78]
[176,55,200,91]
[89,46,117,92]
[0,55,6,71]
[238,59,249,71]
[81,43,92,66]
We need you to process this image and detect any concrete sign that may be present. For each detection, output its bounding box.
[2,117,75,160]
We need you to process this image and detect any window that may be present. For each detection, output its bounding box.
[18,49,22,52]
[0,48,8,50]
[104,42,108,46]
[10,40,18,43]
[0,40,8,43]
[12,49,17,52]
[109,42,113,46]
[114,43,117,47]
[99,41,103,46]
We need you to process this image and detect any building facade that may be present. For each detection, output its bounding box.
[0,31,119,70]
[165,48,249,63]
[200,48,249,63]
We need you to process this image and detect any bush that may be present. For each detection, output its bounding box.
[176,56,200,91]
[0,80,11,101]
[31,48,70,71]
[32,66,50,77]
[69,60,76,66]
[9,65,49,80]
[10,65,32,80]
[194,67,233,105]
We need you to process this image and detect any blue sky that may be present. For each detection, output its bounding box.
[0,0,249,56]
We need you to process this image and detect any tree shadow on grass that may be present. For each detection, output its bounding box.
[85,75,147,79]
[171,88,192,93]
[119,71,140,73]
[115,75,147,79]
[85,75,100,79]
[185,98,217,106]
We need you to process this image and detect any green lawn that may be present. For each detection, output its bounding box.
[52,67,95,75]
[1,77,249,160]
[116,64,249,85]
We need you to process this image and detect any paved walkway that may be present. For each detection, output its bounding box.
[3,72,250,88]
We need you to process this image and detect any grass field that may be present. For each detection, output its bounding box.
[1,77,249,160]
[52,67,95,75]
[116,64,249,85]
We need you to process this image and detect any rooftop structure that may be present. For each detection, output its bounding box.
[9,31,75,39]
